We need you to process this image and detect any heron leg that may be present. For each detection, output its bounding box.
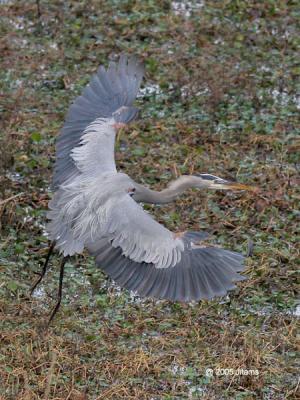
[48,256,68,325]
[36,0,41,18]
[30,241,55,295]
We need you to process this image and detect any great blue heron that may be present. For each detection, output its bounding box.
[31,54,255,322]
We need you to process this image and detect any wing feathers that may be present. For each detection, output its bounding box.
[87,231,246,302]
[70,118,117,176]
[52,55,144,189]
[106,195,184,269]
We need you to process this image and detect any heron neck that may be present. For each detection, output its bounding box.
[134,176,198,204]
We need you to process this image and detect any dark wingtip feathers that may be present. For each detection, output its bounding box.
[88,231,247,303]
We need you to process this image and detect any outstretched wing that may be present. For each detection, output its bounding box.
[87,232,246,302]
[53,54,144,189]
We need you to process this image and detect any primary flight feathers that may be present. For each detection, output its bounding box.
[53,55,144,189]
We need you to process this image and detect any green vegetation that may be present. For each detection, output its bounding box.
[0,1,299,399]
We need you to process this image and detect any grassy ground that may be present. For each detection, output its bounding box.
[0,1,299,399]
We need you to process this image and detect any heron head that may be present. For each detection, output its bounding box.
[194,174,256,191]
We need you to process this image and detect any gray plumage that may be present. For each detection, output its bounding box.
[47,54,250,302]
[87,233,245,302]
[53,54,144,189]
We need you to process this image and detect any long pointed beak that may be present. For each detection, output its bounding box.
[211,181,257,191]
[196,174,258,192]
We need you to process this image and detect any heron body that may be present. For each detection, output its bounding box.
[35,55,253,317]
